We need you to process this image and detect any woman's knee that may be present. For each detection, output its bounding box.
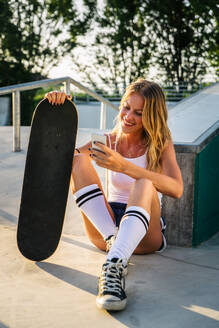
[128,178,158,210]
[135,178,153,189]
[131,178,154,197]
[134,231,162,254]
[71,154,102,193]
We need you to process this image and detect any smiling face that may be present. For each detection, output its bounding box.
[119,92,145,135]
[112,78,171,171]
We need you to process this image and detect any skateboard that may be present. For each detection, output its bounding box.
[17,98,78,261]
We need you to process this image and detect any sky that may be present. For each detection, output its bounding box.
[49,57,76,79]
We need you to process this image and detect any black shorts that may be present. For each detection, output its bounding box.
[109,202,127,227]
[109,201,167,252]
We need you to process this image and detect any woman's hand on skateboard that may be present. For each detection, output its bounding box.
[45,91,72,105]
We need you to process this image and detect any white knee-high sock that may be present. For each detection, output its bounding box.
[107,206,150,260]
[74,184,116,240]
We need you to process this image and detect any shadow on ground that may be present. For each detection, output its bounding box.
[36,256,219,328]
[0,321,10,328]
[0,208,17,225]
[62,236,103,254]
[37,262,97,295]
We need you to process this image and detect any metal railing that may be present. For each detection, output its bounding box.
[0,76,119,152]
[71,82,210,103]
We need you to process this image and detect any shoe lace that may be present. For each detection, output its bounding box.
[99,260,125,294]
[105,235,116,252]
[105,228,118,252]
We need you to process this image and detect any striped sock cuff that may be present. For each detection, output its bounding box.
[74,184,103,208]
[122,206,150,233]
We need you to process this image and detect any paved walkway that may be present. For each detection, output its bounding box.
[0,127,219,328]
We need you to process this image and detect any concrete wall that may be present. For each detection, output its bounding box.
[162,123,219,247]
[162,152,195,246]
[163,83,219,246]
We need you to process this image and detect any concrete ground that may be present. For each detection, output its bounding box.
[0,127,219,328]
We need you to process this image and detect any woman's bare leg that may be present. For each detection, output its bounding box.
[71,154,115,251]
[126,178,163,254]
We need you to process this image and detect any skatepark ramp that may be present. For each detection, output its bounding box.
[162,83,219,246]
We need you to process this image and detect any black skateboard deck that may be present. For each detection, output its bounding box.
[17,98,78,261]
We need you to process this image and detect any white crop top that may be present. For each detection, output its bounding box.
[107,134,162,205]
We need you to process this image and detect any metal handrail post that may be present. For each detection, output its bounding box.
[0,76,120,151]
[100,102,107,130]
[64,78,71,95]
[12,91,21,152]
[99,101,108,197]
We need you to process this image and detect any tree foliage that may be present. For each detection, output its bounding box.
[47,0,97,51]
[94,0,151,90]
[0,0,96,124]
[72,0,152,92]
[1,0,217,116]
[0,0,61,87]
[0,0,62,124]
[146,0,219,85]
[70,0,218,90]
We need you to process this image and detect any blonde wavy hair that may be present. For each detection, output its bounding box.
[112,78,171,172]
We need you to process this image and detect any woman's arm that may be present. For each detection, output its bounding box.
[91,140,183,199]
[123,140,183,198]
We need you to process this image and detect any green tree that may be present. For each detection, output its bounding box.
[145,0,219,87]
[0,0,61,124]
[72,0,218,94]
[70,0,151,93]
[95,0,151,91]
[47,0,97,51]
[0,0,95,124]
[0,0,61,86]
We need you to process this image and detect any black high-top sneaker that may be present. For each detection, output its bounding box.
[96,258,127,311]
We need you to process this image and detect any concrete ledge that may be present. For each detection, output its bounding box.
[163,83,219,246]
[174,121,219,153]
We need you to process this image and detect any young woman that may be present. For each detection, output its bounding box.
[46,78,183,311]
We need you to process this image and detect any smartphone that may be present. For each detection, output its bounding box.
[91,133,107,153]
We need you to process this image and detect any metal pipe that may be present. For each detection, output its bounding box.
[100,102,107,130]
[105,169,109,200]
[0,76,120,151]
[64,79,71,95]
[0,77,69,96]
[12,91,21,152]
[0,77,119,111]
[69,77,119,111]
[100,101,108,196]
